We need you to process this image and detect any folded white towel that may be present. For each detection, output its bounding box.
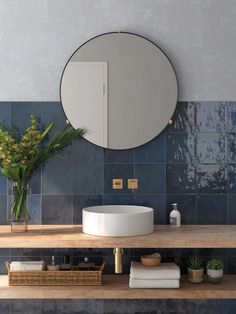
[129,278,180,288]
[130,262,180,280]
[10,261,45,271]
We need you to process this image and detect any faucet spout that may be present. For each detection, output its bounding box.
[113,247,124,274]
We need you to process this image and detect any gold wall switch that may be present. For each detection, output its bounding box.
[113,179,123,189]
[128,178,138,190]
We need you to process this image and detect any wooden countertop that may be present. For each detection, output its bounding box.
[0,225,236,248]
[0,275,236,299]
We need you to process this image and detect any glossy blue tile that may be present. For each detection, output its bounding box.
[226,249,236,257]
[167,101,195,132]
[69,137,104,162]
[228,258,236,274]
[135,164,165,194]
[41,102,67,133]
[166,195,196,224]
[73,195,103,224]
[73,247,103,257]
[197,195,227,224]
[166,164,196,194]
[0,174,7,194]
[135,132,165,163]
[197,164,227,194]
[10,248,41,257]
[42,159,73,194]
[165,248,204,257]
[0,300,10,314]
[31,195,42,224]
[134,195,166,224]
[30,166,41,194]
[104,148,133,163]
[227,102,236,132]
[11,102,42,131]
[0,102,10,126]
[74,163,104,195]
[228,196,236,224]
[228,164,236,193]
[0,195,7,224]
[42,195,73,224]
[104,164,133,194]
[196,133,226,163]
[196,101,226,132]
[44,247,72,257]
[166,133,195,163]
[104,195,133,205]
[228,133,236,163]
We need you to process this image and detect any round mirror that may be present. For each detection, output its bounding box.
[60,32,178,149]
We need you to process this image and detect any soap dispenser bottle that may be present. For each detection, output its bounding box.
[169,203,181,227]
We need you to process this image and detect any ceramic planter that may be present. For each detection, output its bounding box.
[187,267,204,283]
[207,268,223,284]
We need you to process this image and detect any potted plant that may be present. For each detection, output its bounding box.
[0,116,86,232]
[187,256,204,283]
[207,259,224,284]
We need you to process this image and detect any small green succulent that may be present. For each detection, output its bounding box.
[207,259,224,270]
[188,256,204,270]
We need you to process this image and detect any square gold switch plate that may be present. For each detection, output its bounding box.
[113,179,123,189]
[128,179,138,190]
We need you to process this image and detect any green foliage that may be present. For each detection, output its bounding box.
[0,116,87,220]
[188,256,204,269]
[207,259,224,270]
[0,115,87,182]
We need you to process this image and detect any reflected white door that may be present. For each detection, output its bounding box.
[62,62,108,147]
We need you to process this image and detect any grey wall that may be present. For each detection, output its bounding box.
[0,0,236,102]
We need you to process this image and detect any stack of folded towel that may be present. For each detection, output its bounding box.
[129,262,180,288]
[10,261,45,271]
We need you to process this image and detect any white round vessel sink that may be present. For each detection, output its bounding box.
[82,205,154,237]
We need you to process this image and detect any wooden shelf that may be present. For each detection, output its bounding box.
[0,225,236,248]
[0,275,236,299]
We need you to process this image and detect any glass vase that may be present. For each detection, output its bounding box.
[9,181,31,233]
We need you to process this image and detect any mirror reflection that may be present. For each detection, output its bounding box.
[60,32,178,149]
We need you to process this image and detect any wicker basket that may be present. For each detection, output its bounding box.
[6,261,106,286]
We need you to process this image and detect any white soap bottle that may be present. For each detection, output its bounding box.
[169,203,181,227]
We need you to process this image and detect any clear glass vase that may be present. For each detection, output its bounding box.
[8,181,31,233]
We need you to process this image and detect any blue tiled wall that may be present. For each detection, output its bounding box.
[1,101,236,313]
[1,101,236,225]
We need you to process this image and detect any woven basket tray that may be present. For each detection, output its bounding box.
[6,261,106,286]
